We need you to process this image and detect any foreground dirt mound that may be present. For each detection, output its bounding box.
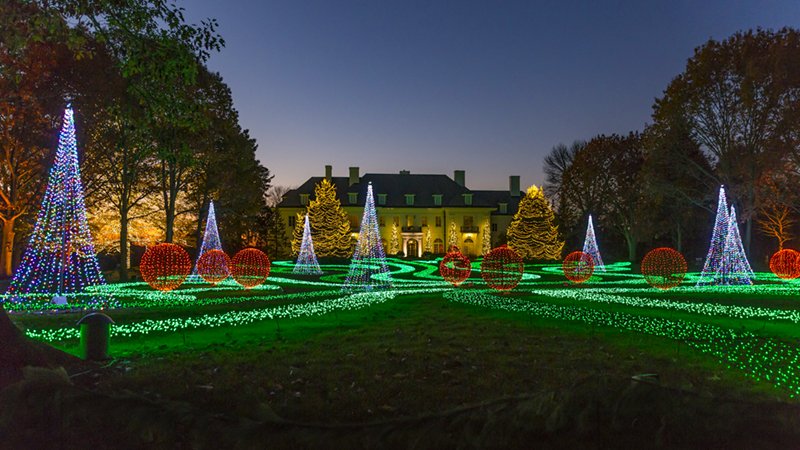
[2,371,798,449]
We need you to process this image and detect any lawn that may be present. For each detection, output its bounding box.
[2,259,799,448]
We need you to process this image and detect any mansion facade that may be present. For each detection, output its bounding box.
[278,165,522,257]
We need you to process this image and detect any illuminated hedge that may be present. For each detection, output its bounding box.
[769,249,800,280]
[562,251,594,284]
[440,246,471,287]
[641,247,687,290]
[480,245,523,291]
[140,243,192,291]
[231,248,271,288]
[197,249,231,285]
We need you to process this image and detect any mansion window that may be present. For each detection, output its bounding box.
[463,216,474,227]
[463,193,473,206]
[421,217,428,227]
[499,203,507,214]
[300,194,309,206]
[288,215,296,228]
[435,216,442,227]
[433,194,442,206]
[379,216,385,227]
[348,192,358,204]
[406,215,414,227]
[433,238,444,254]
[378,193,387,205]
[405,194,415,206]
[393,216,400,226]
[492,223,498,232]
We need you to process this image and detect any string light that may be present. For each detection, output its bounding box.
[231,248,271,289]
[192,200,224,277]
[480,245,523,291]
[140,243,192,291]
[718,206,754,285]
[697,186,729,286]
[562,251,594,284]
[7,106,105,301]
[641,247,687,290]
[343,183,392,292]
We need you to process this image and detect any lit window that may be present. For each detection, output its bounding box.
[433,194,442,206]
[499,203,507,214]
[393,216,400,226]
[405,194,415,206]
[421,217,428,227]
[435,216,442,227]
[433,238,444,254]
[300,194,309,206]
[463,193,473,206]
[348,192,358,204]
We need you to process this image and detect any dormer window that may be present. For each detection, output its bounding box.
[378,193,387,205]
[433,194,442,206]
[499,202,508,214]
[300,194,309,206]
[348,192,358,204]
[405,194,415,206]
[463,193,473,206]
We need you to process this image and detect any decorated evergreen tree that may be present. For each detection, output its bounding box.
[482,220,492,255]
[424,228,432,254]
[293,214,322,275]
[448,221,458,248]
[506,185,564,260]
[291,178,353,257]
[192,200,223,276]
[389,224,400,255]
[7,106,105,301]
[697,186,730,286]
[343,183,392,291]
[581,215,605,272]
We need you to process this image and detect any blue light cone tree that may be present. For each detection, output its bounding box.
[581,215,605,272]
[293,214,323,275]
[717,206,754,285]
[697,186,730,286]
[342,183,392,291]
[192,200,224,277]
[7,106,105,301]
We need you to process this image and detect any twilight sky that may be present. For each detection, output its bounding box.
[184,0,799,191]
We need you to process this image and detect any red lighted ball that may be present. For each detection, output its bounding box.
[562,251,594,284]
[480,245,524,291]
[440,246,471,287]
[140,243,192,291]
[231,248,271,288]
[641,247,687,290]
[197,249,231,285]
[769,249,800,280]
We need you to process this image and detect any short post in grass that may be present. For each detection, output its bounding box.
[77,312,114,360]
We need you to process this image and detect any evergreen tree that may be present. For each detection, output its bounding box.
[482,220,492,255]
[424,228,432,254]
[507,185,564,260]
[448,222,458,248]
[291,179,353,258]
[293,214,322,275]
[389,224,400,255]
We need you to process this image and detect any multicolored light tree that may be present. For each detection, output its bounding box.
[506,185,563,260]
[581,215,605,272]
[293,214,322,275]
[718,206,754,285]
[343,183,392,291]
[192,200,223,276]
[697,186,729,285]
[7,106,105,300]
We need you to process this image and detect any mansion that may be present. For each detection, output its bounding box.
[278,165,522,257]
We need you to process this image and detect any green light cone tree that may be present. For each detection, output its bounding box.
[507,185,564,260]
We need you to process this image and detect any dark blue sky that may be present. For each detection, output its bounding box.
[185,0,799,190]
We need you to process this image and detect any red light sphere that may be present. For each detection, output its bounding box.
[641,247,687,290]
[231,248,271,289]
[440,246,471,286]
[562,251,594,284]
[480,245,524,291]
[197,249,231,285]
[140,243,192,291]
[769,249,800,279]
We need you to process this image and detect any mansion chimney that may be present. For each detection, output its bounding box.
[325,165,332,180]
[349,167,360,186]
[454,170,465,187]
[510,175,520,197]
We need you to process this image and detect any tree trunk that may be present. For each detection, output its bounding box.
[625,231,636,262]
[1,218,16,277]
[118,205,129,281]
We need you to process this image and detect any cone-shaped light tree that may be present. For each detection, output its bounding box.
[292,178,353,257]
[293,214,323,275]
[506,185,564,260]
[193,200,223,275]
[718,206,754,285]
[7,106,105,299]
[343,183,392,291]
[581,215,605,272]
[697,186,730,286]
